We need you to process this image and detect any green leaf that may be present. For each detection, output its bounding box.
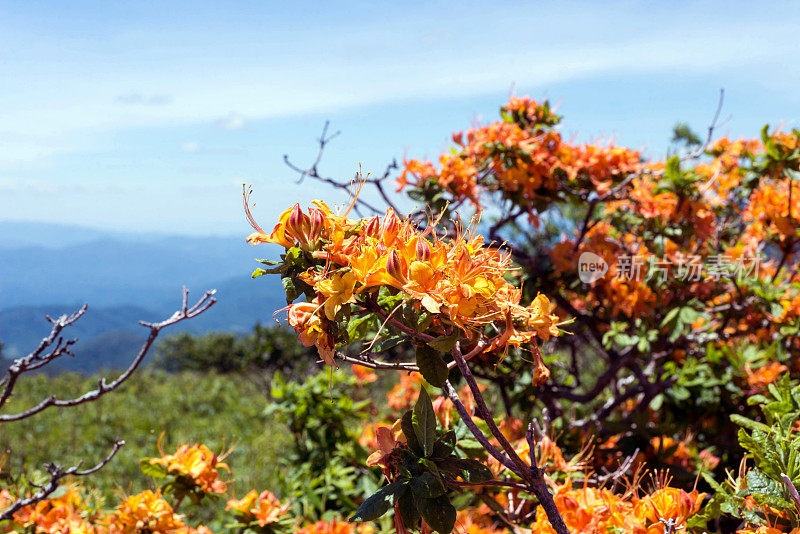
[410,472,446,499]
[426,333,460,353]
[376,335,406,352]
[402,411,424,457]
[139,459,167,479]
[413,388,437,457]
[455,458,493,483]
[731,414,772,433]
[415,494,456,534]
[255,258,282,266]
[347,314,376,343]
[662,307,682,327]
[396,490,421,529]
[251,264,284,278]
[436,458,493,483]
[281,276,302,304]
[349,482,404,522]
[679,306,700,324]
[431,431,456,459]
[416,345,449,388]
[743,470,785,501]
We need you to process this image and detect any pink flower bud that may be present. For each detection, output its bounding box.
[386,249,407,283]
[287,204,311,244]
[308,208,325,241]
[415,239,431,261]
[364,216,380,237]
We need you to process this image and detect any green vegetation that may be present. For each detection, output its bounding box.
[0,370,285,502]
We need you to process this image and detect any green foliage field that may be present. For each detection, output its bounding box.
[0,370,286,503]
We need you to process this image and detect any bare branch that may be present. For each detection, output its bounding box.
[0,287,217,422]
[683,88,727,160]
[0,441,124,522]
[0,305,88,410]
[284,122,403,216]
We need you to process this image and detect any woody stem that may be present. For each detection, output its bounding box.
[448,343,571,534]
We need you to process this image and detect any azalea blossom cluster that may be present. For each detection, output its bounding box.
[148,443,229,494]
[356,369,719,534]
[246,196,565,378]
[226,489,290,528]
[531,482,704,534]
[0,486,210,534]
[0,443,373,534]
[397,97,642,214]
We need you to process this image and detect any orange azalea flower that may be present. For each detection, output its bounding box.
[148,443,229,494]
[351,364,378,383]
[287,301,335,366]
[737,526,797,534]
[250,187,567,380]
[365,424,400,468]
[108,490,184,533]
[226,489,288,527]
[399,97,640,211]
[531,480,705,534]
[532,481,631,534]
[387,373,425,412]
[454,510,507,534]
[650,436,693,471]
[746,361,788,390]
[11,487,99,534]
[317,271,357,321]
[632,487,705,534]
[296,518,355,534]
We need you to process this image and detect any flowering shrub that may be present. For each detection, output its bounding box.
[3,96,800,534]
[241,95,800,533]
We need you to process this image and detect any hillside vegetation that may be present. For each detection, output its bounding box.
[0,370,285,501]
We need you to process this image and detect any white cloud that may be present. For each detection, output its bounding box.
[180,141,201,153]
[1,1,799,168]
[215,112,246,130]
[115,93,173,106]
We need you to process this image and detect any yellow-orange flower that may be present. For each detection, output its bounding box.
[108,490,184,533]
[148,443,229,494]
[226,489,288,527]
[317,271,357,320]
[296,518,355,534]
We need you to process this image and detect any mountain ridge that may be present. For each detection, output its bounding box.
[0,221,288,372]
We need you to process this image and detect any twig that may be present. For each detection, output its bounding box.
[0,305,88,409]
[0,441,124,521]
[0,288,216,422]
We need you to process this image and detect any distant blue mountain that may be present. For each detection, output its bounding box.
[0,221,289,371]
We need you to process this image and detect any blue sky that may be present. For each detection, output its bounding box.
[1,1,799,236]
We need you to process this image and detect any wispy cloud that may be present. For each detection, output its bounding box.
[215,112,246,130]
[180,141,202,153]
[179,141,245,155]
[115,93,173,106]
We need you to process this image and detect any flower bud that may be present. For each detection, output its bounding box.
[287,203,312,245]
[381,209,400,246]
[415,238,431,261]
[308,208,325,241]
[364,216,380,237]
[386,249,407,283]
